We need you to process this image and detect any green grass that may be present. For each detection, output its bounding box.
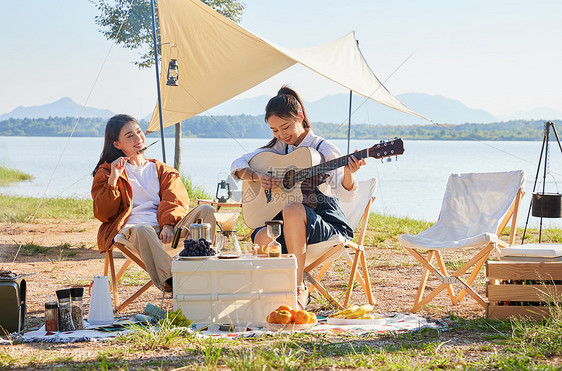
[17,242,53,256]
[365,214,432,247]
[0,195,93,223]
[0,166,32,186]
[119,269,151,286]
[0,174,210,223]
[5,303,562,369]
[181,174,213,205]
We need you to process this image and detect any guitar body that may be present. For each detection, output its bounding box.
[242,147,322,229]
[240,138,405,229]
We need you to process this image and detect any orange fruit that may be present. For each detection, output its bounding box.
[294,310,311,324]
[289,309,296,323]
[275,310,292,324]
[306,312,317,324]
[277,305,293,312]
[266,311,278,324]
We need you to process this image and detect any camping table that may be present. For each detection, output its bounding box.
[172,254,297,327]
[196,199,242,211]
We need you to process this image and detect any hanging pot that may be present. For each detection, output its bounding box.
[532,192,562,218]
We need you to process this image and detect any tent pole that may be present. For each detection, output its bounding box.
[347,90,352,154]
[150,0,167,163]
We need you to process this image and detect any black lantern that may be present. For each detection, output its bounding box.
[215,180,231,203]
[166,59,179,86]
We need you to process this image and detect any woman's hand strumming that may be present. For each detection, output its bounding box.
[255,172,280,190]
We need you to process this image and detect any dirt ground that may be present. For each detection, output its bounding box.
[0,219,491,366]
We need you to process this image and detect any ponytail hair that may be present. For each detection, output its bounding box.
[262,86,311,148]
[92,114,138,176]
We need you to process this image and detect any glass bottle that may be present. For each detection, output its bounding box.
[265,220,283,257]
[44,301,59,332]
[56,289,75,331]
[70,287,85,330]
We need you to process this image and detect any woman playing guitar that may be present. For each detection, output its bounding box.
[230,86,366,309]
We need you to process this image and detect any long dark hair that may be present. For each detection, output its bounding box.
[262,86,311,148]
[92,114,138,176]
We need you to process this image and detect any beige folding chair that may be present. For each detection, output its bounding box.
[399,170,525,312]
[303,177,378,309]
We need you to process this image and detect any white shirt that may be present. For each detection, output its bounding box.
[124,161,160,227]
[230,130,357,202]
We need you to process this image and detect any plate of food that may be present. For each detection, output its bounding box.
[327,317,385,326]
[265,306,317,332]
[266,322,316,332]
[174,255,213,261]
[217,254,240,259]
[327,304,385,325]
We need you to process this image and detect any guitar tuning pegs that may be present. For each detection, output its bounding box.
[386,157,392,162]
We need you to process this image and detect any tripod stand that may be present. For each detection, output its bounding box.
[522,121,562,243]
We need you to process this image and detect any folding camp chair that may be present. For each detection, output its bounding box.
[399,170,525,312]
[103,205,217,312]
[303,177,378,309]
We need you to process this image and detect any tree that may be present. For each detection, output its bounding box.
[92,0,245,69]
[91,0,245,170]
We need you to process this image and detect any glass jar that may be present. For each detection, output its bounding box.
[44,301,58,332]
[70,287,85,330]
[56,289,75,332]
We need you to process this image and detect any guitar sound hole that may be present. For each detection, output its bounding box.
[282,170,296,190]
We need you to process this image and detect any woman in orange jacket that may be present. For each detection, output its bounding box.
[92,114,214,292]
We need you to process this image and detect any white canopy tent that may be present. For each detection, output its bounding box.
[147,0,428,133]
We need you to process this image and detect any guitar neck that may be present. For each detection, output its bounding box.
[295,148,369,183]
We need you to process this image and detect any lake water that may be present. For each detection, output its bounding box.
[1,136,561,228]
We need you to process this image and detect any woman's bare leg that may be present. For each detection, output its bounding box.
[282,202,307,284]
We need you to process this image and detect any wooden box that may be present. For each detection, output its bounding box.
[486,261,562,320]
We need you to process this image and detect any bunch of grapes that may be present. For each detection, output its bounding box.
[179,238,216,257]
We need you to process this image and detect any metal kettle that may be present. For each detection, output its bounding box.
[189,218,212,242]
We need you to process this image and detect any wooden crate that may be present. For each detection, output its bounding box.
[486,261,562,320]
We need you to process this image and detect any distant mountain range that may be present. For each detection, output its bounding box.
[0,98,114,121]
[208,93,562,125]
[2,94,562,125]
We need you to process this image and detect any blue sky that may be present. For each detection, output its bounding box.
[1,0,561,120]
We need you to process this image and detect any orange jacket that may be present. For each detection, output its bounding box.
[91,159,190,253]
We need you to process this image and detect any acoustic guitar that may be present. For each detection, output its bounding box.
[241,138,404,229]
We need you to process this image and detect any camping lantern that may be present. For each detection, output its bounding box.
[216,180,231,203]
[166,59,179,86]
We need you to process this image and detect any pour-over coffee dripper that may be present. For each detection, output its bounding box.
[215,212,242,258]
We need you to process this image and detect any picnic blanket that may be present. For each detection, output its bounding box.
[193,313,449,338]
[4,313,448,344]
[5,318,138,344]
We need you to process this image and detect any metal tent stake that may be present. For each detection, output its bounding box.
[522,121,562,243]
